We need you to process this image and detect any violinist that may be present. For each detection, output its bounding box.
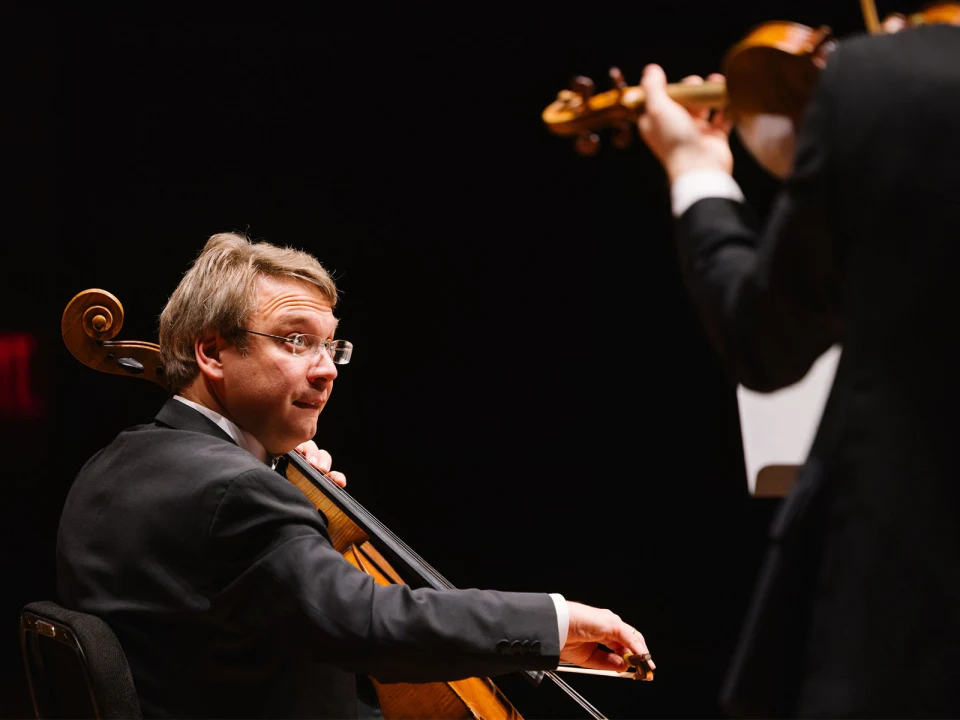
[55,231,652,720]
[635,6,960,718]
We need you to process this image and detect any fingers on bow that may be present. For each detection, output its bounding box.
[620,626,651,659]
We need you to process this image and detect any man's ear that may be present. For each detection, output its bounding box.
[194,332,225,381]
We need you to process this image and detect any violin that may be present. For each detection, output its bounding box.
[61,288,654,720]
[872,0,960,30]
[541,1,960,179]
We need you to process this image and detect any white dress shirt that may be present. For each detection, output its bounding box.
[172,395,570,649]
[174,395,270,464]
[671,168,745,217]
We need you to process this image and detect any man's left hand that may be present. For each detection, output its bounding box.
[294,441,347,487]
[637,64,734,183]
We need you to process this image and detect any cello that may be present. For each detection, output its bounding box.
[541,1,960,178]
[60,287,653,720]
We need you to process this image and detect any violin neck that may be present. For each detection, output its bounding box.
[664,79,728,110]
[617,80,727,116]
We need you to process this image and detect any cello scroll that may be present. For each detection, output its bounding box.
[61,289,168,390]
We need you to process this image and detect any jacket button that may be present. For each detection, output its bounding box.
[510,640,523,654]
[529,640,541,654]
[496,640,509,654]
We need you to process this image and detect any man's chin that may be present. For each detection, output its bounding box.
[270,440,306,459]
[275,431,318,457]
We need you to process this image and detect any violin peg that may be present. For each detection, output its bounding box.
[553,88,585,113]
[609,66,627,90]
[611,121,633,149]
[574,131,600,156]
[569,74,595,100]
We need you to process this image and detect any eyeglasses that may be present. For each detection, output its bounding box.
[239,329,353,364]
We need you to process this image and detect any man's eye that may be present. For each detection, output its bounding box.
[291,335,306,348]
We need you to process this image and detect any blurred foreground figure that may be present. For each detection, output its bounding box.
[636,16,960,720]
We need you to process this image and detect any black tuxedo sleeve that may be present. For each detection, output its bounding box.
[206,465,561,683]
[675,53,845,393]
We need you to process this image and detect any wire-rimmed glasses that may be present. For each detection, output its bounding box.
[239,329,353,364]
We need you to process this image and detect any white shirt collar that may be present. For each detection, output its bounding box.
[173,395,272,466]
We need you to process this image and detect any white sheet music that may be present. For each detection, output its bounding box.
[736,345,841,497]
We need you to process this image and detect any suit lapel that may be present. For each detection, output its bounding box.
[155,397,238,447]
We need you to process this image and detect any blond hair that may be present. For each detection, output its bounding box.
[159,232,339,393]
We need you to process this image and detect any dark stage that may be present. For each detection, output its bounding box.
[2,3,881,717]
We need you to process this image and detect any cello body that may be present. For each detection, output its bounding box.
[282,455,524,720]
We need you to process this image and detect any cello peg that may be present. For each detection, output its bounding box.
[574,131,600,156]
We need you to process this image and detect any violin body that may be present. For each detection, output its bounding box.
[722,21,835,124]
[915,3,960,22]
[892,2,960,28]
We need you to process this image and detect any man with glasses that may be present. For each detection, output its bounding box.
[55,231,653,719]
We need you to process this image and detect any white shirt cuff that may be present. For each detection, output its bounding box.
[671,169,744,217]
[549,593,568,648]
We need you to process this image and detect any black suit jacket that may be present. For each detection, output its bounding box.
[674,25,960,718]
[56,398,560,719]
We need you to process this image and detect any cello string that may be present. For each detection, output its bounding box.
[337,480,454,586]
[543,670,607,720]
[318,471,451,586]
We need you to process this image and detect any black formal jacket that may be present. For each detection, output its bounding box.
[674,25,960,718]
[57,398,560,719]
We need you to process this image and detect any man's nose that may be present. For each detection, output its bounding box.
[307,351,338,381]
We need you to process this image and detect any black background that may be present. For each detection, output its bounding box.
[1,2,895,717]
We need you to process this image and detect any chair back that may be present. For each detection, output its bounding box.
[20,600,142,719]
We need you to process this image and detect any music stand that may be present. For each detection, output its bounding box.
[736,345,841,497]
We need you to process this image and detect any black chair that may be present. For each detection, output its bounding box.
[19,601,142,719]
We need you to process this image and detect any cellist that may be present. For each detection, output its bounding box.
[56,231,653,719]
[633,2,960,718]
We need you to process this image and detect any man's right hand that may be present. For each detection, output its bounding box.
[561,601,653,674]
